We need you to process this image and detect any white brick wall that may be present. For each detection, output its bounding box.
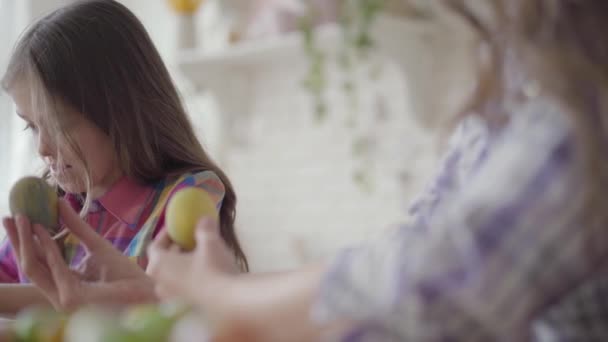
[179,16,478,272]
[189,58,440,271]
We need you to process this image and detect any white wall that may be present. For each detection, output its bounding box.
[221,58,438,270]
[164,11,476,271]
[0,0,17,217]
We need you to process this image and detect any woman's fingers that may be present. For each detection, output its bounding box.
[147,248,183,288]
[154,282,176,301]
[146,243,165,277]
[194,219,238,274]
[152,228,173,250]
[195,218,220,240]
[147,229,177,278]
[152,263,186,301]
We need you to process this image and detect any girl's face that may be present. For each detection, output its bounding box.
[9,80,122,197]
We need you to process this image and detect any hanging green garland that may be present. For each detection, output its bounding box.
[299,0,385,121]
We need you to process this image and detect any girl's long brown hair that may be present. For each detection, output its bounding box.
[1,0,248,271]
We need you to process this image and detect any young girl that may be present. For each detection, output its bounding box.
[0,0,247,313]
[149,0,608,341]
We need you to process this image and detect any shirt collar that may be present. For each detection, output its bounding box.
[98,177,155,227]
[65,177,155,227]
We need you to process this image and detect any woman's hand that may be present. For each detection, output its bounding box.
[148,219,333,342]
[2,200,156,312]
[146,218,239,307]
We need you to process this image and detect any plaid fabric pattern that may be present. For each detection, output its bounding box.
[0,170,225,283]
[314,98,608,341]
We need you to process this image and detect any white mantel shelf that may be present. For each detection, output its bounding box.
[176,14,435,91]
[177,25,338,91]
[174,13,459,156]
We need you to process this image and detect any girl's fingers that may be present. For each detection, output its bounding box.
[33,224,74,287]
[12,217,57,298]
[57,200,109,252]
[3,217,20,257]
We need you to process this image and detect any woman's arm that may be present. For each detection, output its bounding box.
[207,264,334,342]
[149,222,347,342]
[0,284,51,315]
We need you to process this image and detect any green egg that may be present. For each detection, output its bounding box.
[9,176,59,235]
[13,307,65,342]
[122,304,179,342]
[64,307,135,342]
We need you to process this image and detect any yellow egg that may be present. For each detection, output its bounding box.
[9,176,59,235]
[166,188,218,250]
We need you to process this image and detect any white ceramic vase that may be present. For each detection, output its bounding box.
[176,13,197,50]
[216,0,256,43]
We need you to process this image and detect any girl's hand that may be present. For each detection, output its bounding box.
[2,200,156,312]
